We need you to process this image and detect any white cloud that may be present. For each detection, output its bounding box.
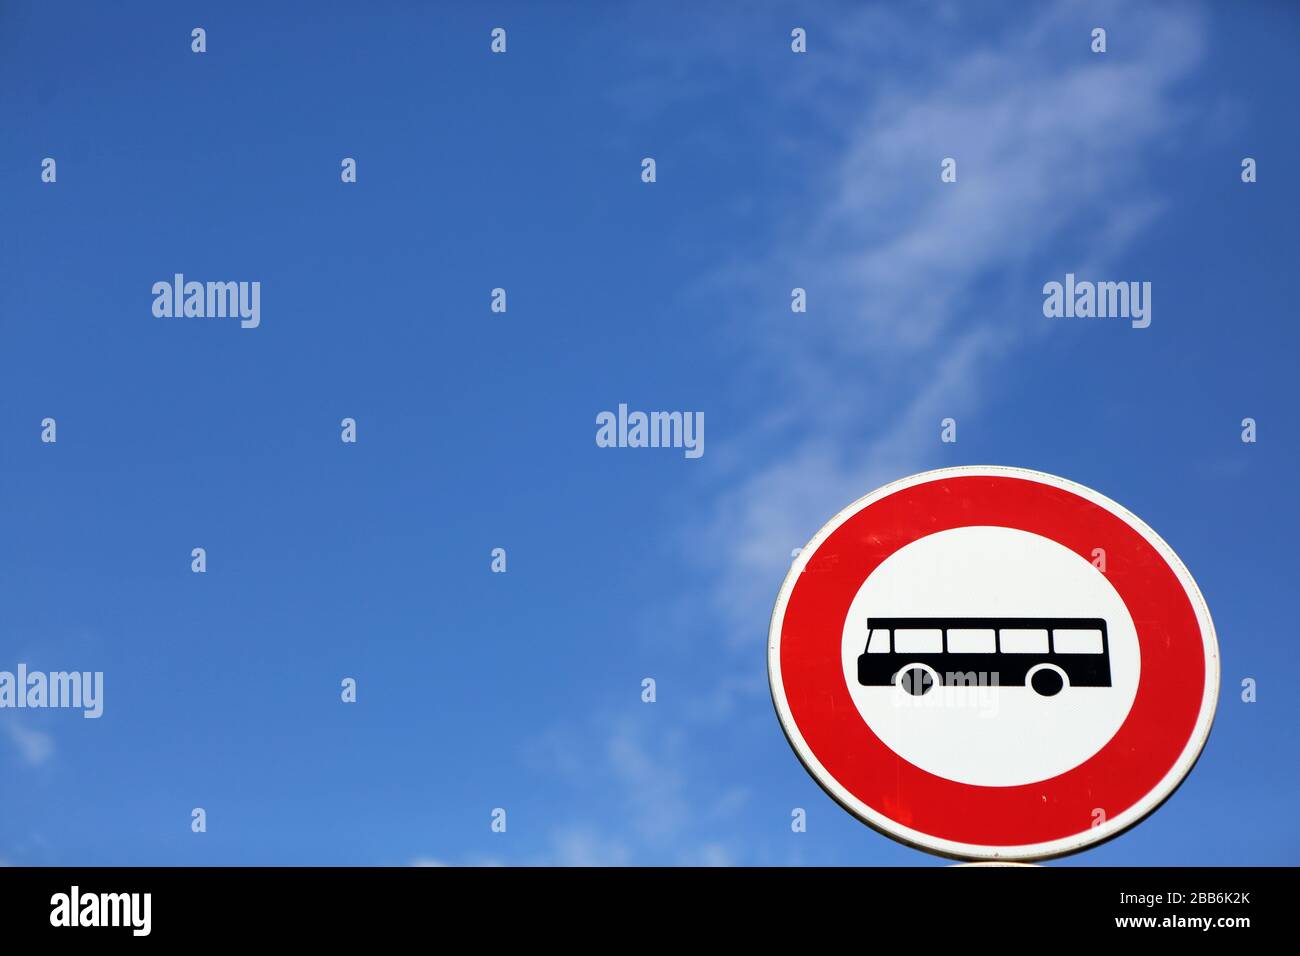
[408,855,505,868]
[699,0,1208,644]
[2,721,54,766]
[489,717,747,867]
[605,720,691,841]
[681,843,735,867]
[548,828,631,867]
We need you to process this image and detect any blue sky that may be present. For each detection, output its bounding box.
[1,0,1296,866]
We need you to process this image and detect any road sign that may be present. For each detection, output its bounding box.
[768,466,1219,861]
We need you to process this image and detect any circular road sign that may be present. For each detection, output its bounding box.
[767,466,1219,861]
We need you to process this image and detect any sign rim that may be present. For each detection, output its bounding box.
[767,464,1220,861]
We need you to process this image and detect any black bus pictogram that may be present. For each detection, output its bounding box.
[856,617,1112,697]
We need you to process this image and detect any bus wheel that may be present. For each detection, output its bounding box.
[898,665,936,696]
[1028,666,1065,697]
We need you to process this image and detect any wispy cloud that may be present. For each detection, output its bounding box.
[408,856,505,868]
[412,717,749,867]
[2,721,55,766]
[546,828,632,867]
[699,0,1208,644]
[533,717,732,864]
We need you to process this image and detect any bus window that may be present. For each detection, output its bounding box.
[894,629,942,653]
[1054,628,1105,654]
[866,629,892,653]
[1000,628,1049,653]
[947,628,996,653]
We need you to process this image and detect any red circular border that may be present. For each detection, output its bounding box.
[779,474,1206,847]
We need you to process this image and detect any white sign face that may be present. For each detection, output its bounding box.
[840,526,1142,787]
[769,466,1220,860]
